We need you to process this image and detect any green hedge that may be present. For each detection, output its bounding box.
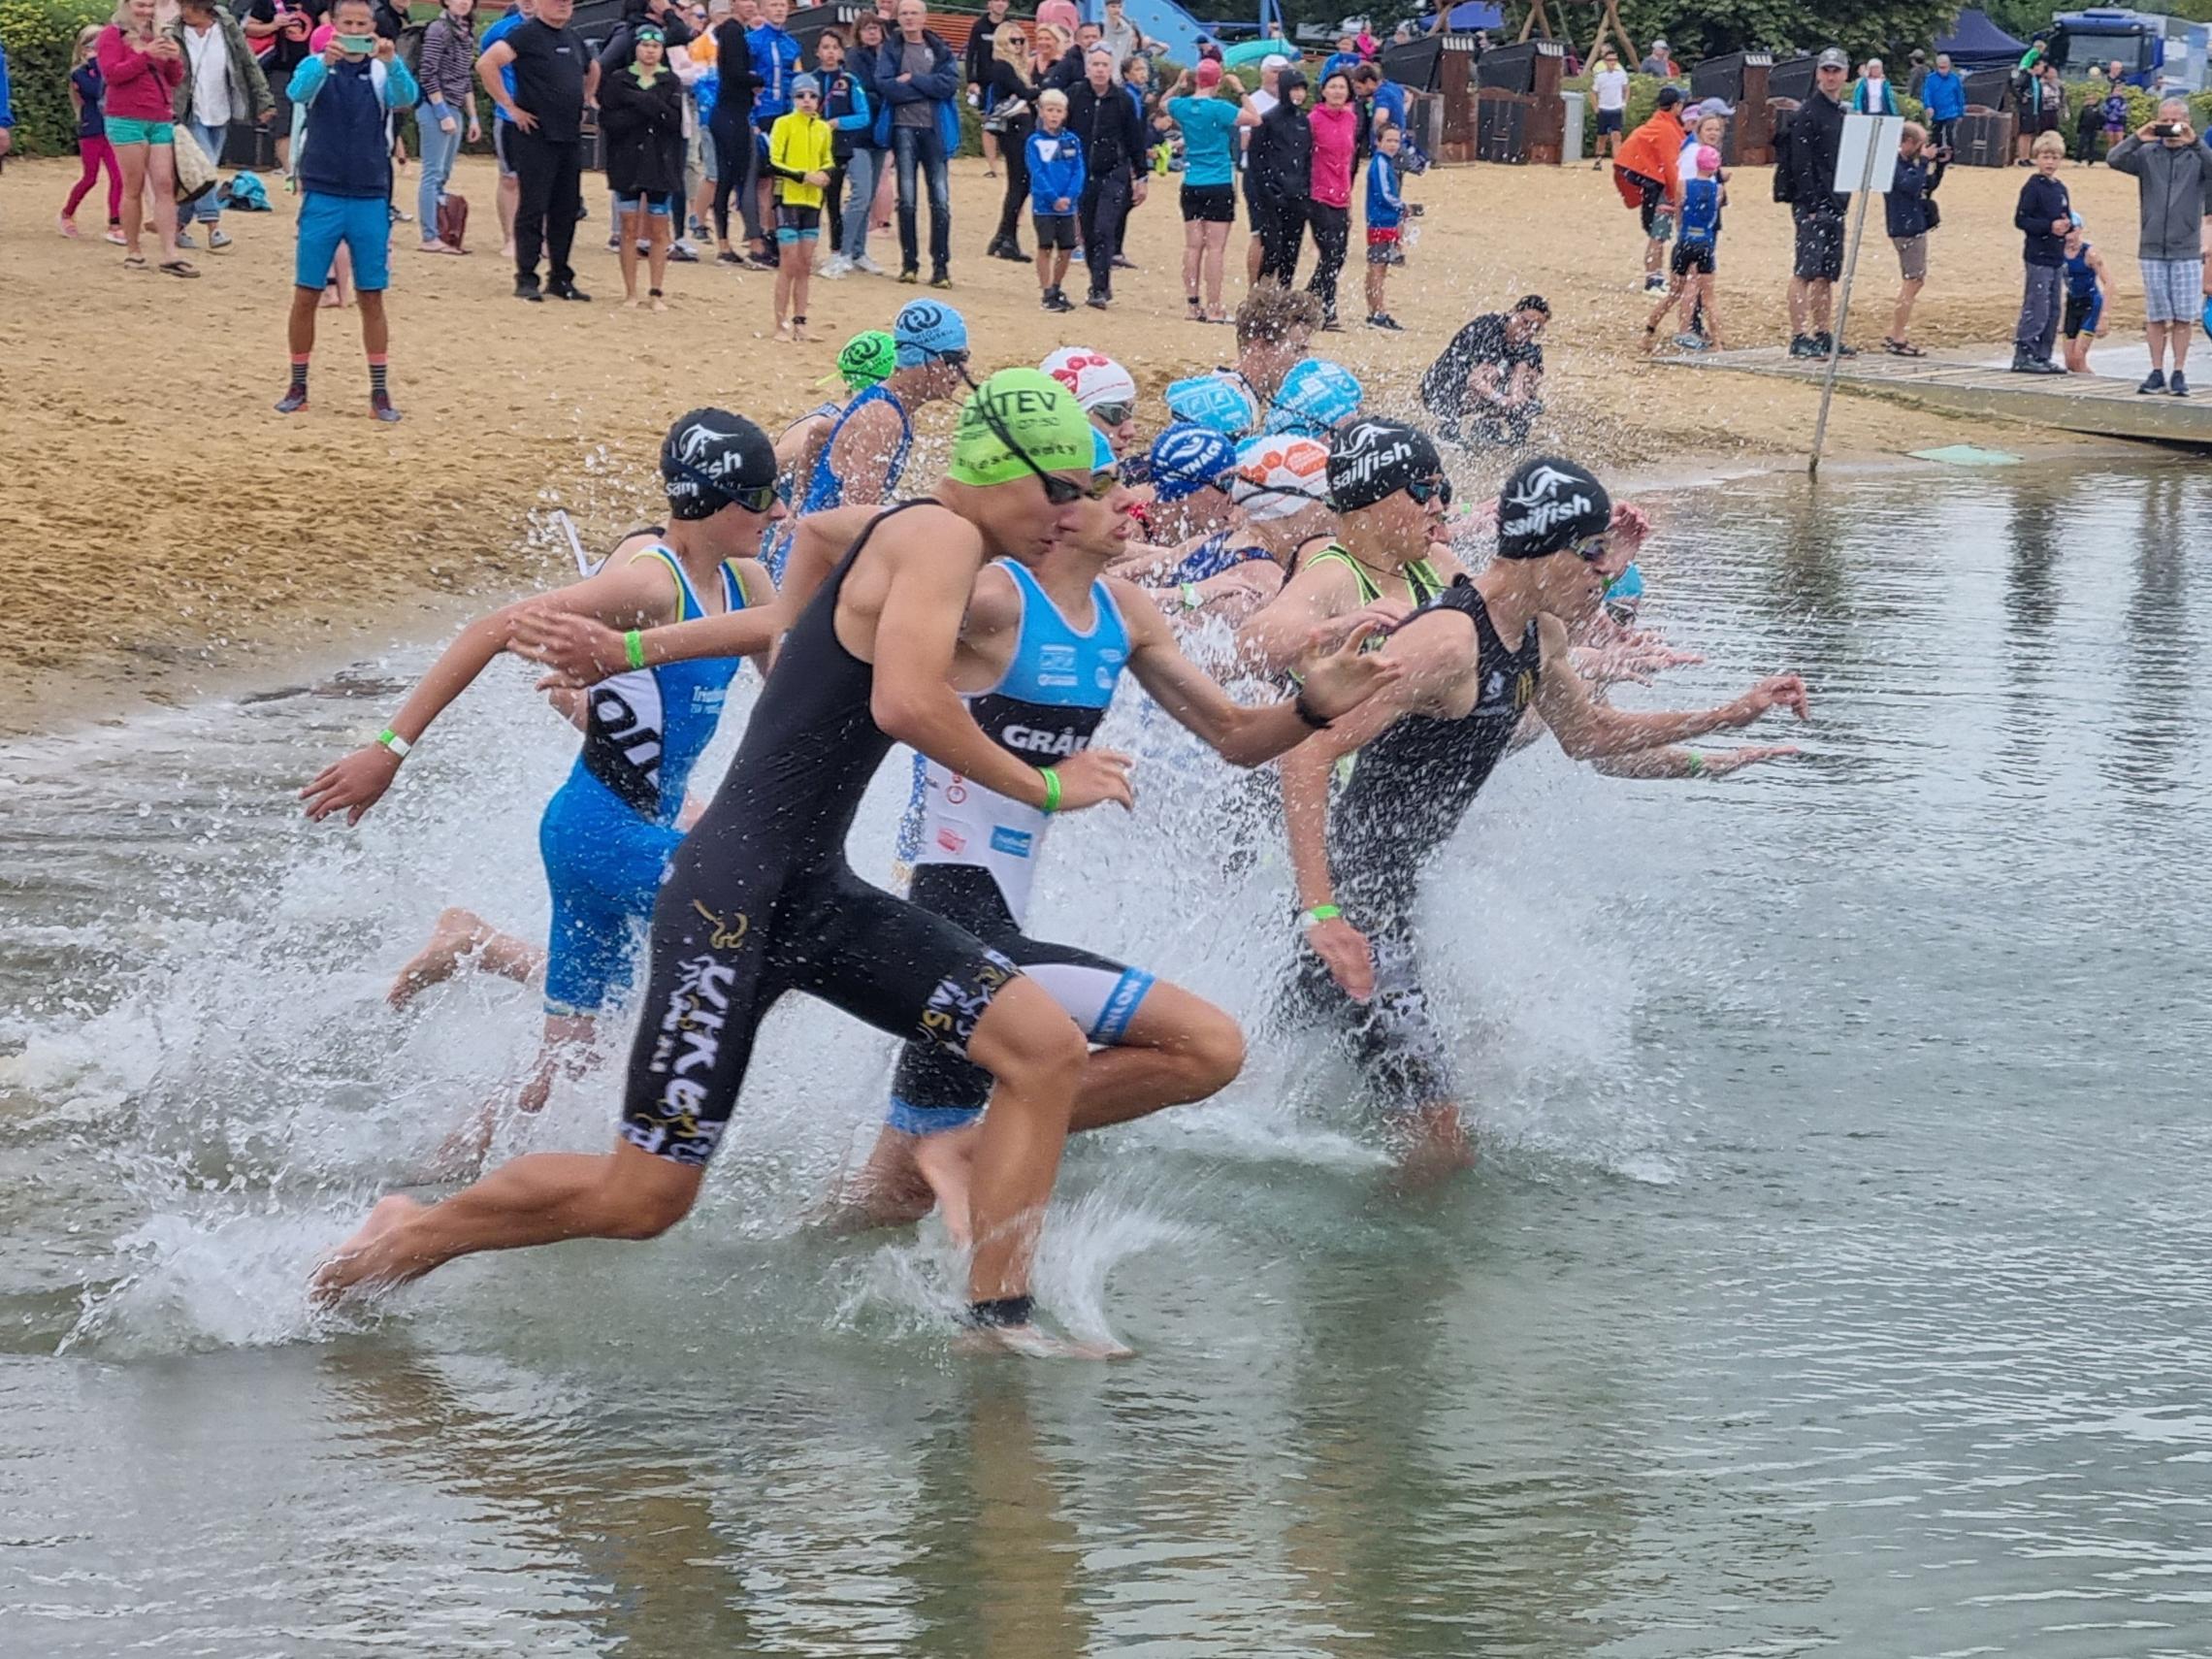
[3,0,114,157]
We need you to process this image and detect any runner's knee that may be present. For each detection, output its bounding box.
[973,982,1089,1092]
[590,1153,701,1240]
[1183,1008,1247,1095]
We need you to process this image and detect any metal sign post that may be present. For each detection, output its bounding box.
[1808,113,1904,477]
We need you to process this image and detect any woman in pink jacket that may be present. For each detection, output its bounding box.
[1304,69,1358,329]
[97,0,194,275]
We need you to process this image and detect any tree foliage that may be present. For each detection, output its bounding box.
[1500,0,1981,62]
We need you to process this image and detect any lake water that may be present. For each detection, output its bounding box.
[4,461,2210,1659]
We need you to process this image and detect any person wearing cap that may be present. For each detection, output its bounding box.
[838,425,1396,1247]
[599,21,686,308]
[1273,445,1810,1182]
[1782,48,1851,358]
[1040,345,1140,453]
[308,408,784,1164]
[1611,84,1688,292]
[1111,423,1252,599]
[1066,42,1148,309]
[1140,432,1335,624]
[764,70,832,339]
[1417,296,1548,449]
[874,0,961,287]
[1639,38,1673,77]
[320,373,1144,1357]
[769,328,897,523]
[1588,44,1627,170]
[799,298,969,511]
[1165,60,1256,323]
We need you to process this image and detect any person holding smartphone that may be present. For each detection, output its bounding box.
[2106,99,2212,396]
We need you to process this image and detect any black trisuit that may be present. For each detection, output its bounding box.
[1284,577,1545,1114]
[620,503,1023,1167]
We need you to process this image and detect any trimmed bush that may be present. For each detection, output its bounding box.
[2,0,114,157]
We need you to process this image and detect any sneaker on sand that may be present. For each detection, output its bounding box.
[818,254,853,278]
[209,229,232,249]
[854,253,888,275]
[176,230,199,249]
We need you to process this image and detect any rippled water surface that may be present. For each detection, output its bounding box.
[4,462,2210,1658]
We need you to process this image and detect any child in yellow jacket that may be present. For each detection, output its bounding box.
[767,74,835,341]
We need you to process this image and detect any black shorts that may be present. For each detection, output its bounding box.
[1671,239,1715,276]
[774,203,821,242]
[1032,211,1077,249]
[888,864,1155,1130]
[1621,169,1666,236]
[1278,898,1453,1116]
[1596,108,1624,135]
[2063,291,2103,338]
[493,117,516,178]
[269,69,297,136]
[620,848,1020,1168]
[1180,182,1236,223]
[1792,206,1843,281]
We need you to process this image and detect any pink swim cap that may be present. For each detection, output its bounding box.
[1195,57,1222,87]
[1695,145,1721,174]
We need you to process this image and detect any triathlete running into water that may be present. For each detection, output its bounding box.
[1277,442,1811,1181]
[315,371,1159,1356]
[838,427,1400,1237]
[797,301,970,512]
[302,410,783,1157]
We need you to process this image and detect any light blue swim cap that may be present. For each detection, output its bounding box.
[1265,358,1363,438]
[894,300,969,368]
[1090,426,1118,474]
[1164,371,1261,437]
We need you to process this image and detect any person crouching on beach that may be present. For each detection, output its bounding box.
[2061,218,2112,374]
[277,0,417,420]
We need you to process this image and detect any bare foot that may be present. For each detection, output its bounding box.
[1391,1105,1477,1191]
[956,1323,1136,1360]
[388,907,495,1010]
[774,320,793,341]
[650,296,668,313]
[822,1126,939,1232]
[624,295,643,309]
[311,1193,426,1304]
[499,241,516,259]
[319,285,344,309]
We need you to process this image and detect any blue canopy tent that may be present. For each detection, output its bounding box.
[1427,2,1507,28]
[1934,7,2030,69]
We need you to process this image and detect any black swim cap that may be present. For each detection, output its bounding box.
[1326,417,1442,513]
[1496,456,1611,559]
[660,407,777,520]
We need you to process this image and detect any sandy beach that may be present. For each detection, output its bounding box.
[0,148,2161,734]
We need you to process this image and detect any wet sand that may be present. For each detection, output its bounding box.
[0,148,2148,735]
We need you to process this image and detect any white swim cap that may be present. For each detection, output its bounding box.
[1039,346,1138,413]
[1231,435,1332,523]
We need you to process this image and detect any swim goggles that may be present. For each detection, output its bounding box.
[971,397,1120,505]
[1403,475,1453,507]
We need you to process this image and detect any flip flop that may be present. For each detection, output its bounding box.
[1883,339,1926,356]
[122,254,148,271]
[159,260,200,278]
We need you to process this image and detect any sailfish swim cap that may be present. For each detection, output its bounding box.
[834,328,896,391]
[1325,418,1442,513]
[660,407,777,519]
[1495,456,1610,558]
[893,300,968,368]
[948,368,1096,487]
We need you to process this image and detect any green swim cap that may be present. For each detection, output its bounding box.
[949,368,1096,488]
[836,329,896,391]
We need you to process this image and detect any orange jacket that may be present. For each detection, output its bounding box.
[1613,110,1683,199]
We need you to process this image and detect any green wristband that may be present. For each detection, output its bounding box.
[1180,582,1202,611]
[1684,749,1706,778]
[1298,903,1342,929]
[624,629,646,671]
[1039,766,1062,814]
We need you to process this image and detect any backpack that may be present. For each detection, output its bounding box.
[1771,102,1797,203]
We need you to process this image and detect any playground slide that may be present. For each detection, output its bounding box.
[1116,0,1211,65]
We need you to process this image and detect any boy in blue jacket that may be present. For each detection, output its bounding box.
[280,0,418,422]
[1026,86,1084,311]
[1362,122,1405,330]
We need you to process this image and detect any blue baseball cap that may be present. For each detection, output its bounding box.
[1148,423,1239,503]
[894,300,968,368]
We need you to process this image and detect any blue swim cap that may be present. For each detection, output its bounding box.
[1265,358,1364,438]
[1148,423,1239,503]
[1164,371,1260,437]
[894,300,968,369]
[1090,426,1118,474]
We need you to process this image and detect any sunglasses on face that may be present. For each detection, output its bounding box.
[1088,401,1135,428]
[1403,476,1452,507]
[972,399,1119,504]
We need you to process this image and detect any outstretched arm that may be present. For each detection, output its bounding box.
[1534,614,1809,760]
[301,555,688,824]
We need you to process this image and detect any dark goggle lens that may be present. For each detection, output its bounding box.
[1404,476,1453,507]
[729,481,782,513]
[1089,401,1136,427]
[1570,532,1610,562]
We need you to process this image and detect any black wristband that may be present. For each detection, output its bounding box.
[1292,691,1332,731]
[968,1294,1035,1329]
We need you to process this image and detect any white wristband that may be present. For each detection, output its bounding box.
[375,728,412,759]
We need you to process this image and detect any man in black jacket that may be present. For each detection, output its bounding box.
[1066,45,1146,309]
[1783,47,1852,358]
[1249,67,1312,290]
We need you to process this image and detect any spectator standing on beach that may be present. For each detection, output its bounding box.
[824,11,889,274]
[1644,146,1724,351]
[979,23,1035,262]
[765,70,830,337]
[479,0,598,302]
[1166,59,1251,322]
[0,39,13,170]
[2100,75,2128,158]
[1249,66,1311,293]
[963,0,1010,175]
[809,28,872,274]
[1240,52,1286,284]
[599,20,683,307]
[413,0,478,253]
[1419,295,1547,448]
[2010,131,2071,374]
[1100,0,1143,72]
[170,0,270,250]
[1611,84,1685,293]
[1780,48,1849,357]
[244,0,318,171]
[1067,44,1145,309]
[1025,85,1080,309]
[277,0,415,417]
[99,0,191,276]
[1882,120,1944,356]
[1589,45,1626,170]
[476,0,534,258]
[1920,51,1964,153]
[60,27,125,242]
[875,0,959,287]
[702,1,765,262]
[1848,58,1897,115]
[1305,70,1358,332]
[1640,39,1675,77]
[1362,119,1405,330]
[2106,101,2212,396]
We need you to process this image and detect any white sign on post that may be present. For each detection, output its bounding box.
[1834,113,1906,194]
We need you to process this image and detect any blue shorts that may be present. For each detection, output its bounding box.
[616,191,677,216]
[296,191,391,292]
[538,773,684,1017]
